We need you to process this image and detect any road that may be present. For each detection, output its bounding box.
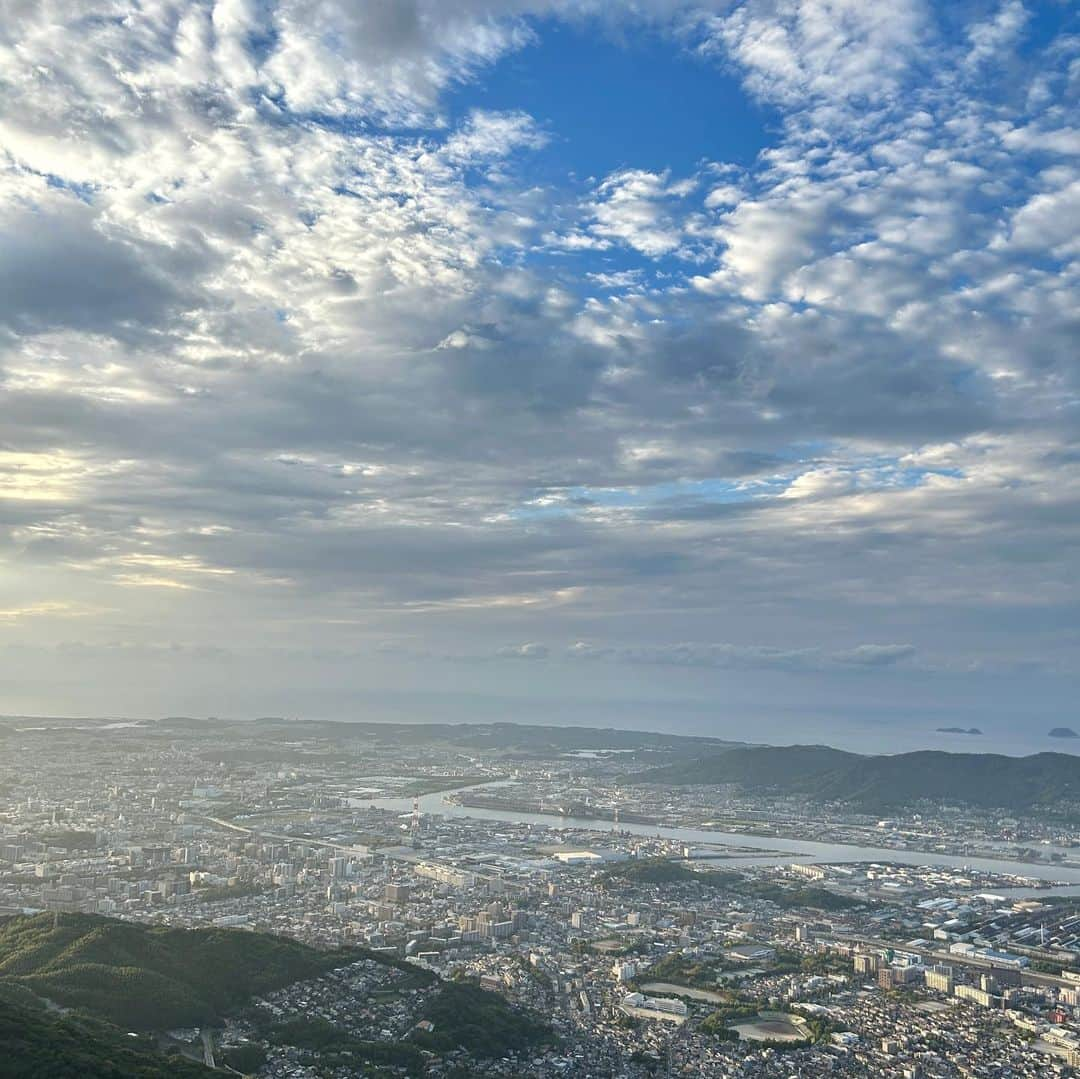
[200,1028,215,1069]
[200,815,372,858]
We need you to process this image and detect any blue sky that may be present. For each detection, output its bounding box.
[454,19,777,178]
[0,1,1078,750]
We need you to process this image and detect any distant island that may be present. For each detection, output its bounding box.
[1049,727,1079,739]
[936,726,982,735]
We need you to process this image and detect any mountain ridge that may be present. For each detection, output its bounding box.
[629,744,1080,814]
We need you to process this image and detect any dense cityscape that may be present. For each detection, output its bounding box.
[4,717,1080,1076]
[4,0,1080,1074]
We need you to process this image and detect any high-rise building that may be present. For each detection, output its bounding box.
[854,952,881,975]
[956,984,995,1008]
[924,964,955,993]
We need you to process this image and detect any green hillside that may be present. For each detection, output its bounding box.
[413,982,552,1057]
[631,745,1080,813]
[0,915,552,1074]
[0,912,391,1030]
[0,981,213,1078]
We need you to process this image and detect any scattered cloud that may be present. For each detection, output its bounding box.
[566,640,919,673]
[587,168,696,257]
[0,1,1077,729]
[833,643,917,667]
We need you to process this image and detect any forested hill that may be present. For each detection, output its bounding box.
[630,745,1080,813]
[0,912,410,1030]
[0,981,213,1079]
[0,914,550,1075]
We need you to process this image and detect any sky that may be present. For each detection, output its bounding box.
[1,0,1078,751]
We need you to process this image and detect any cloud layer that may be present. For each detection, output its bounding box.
[1,1,1078,739]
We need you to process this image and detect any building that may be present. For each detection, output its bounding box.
[552,851,605,864]
[879,964,921,990]
[726,943,776,963]
[648,997,688,1015]
[854,952,881,975]
[623,993,688,1018]
[892,950,923,969]
[955,984,995,1008]
[415,862,477,890]
[924,964,955,994]
[977,948,1029,969]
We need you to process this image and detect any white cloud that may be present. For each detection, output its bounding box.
[442,109,548,162]
[834,643,916,666]
[587,168,695,257]
[964,0,1030,71]
[565,638,919,673]
[0,1,1078,725]
[778,468,856,501]
[704,183,743,208]
[696,0,927,110]
[995,177,1080,255]
[1000,124,1080,156]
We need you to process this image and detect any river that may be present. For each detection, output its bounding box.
[362,782,1080,889]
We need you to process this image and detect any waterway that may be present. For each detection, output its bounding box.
[363,782,1080,888]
